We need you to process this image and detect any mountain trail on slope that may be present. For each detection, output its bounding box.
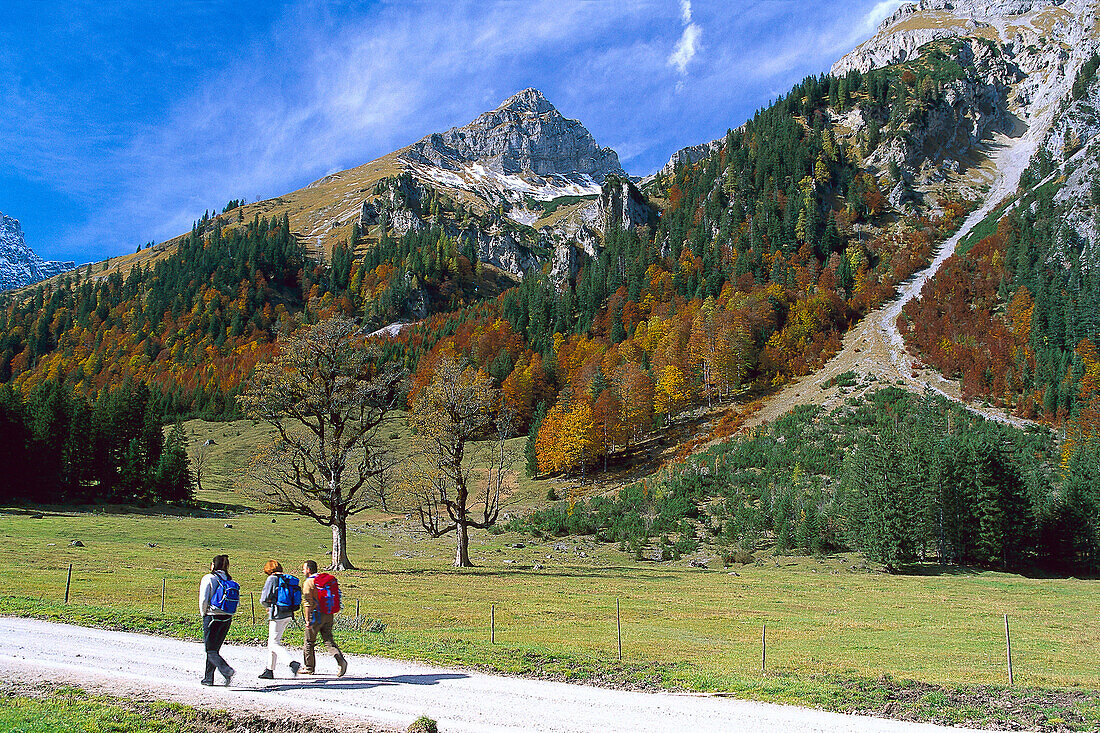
[744,121,1044,431]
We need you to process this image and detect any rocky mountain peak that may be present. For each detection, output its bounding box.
[496,87,556,115]
[399,88,624,181]
[0,212,76,292]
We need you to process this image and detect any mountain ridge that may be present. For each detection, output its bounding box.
[0,213,76,292]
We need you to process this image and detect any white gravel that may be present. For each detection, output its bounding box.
[878,125,1041,429]
[0,617,985,733]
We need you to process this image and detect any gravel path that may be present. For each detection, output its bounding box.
[745,118,1046,432]
[0,617,983,733]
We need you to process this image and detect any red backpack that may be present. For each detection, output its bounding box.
[313,572,341,614]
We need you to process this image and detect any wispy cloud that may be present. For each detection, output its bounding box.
[860,0,906,34]
[1,0,909,261]
[668,0,702,76]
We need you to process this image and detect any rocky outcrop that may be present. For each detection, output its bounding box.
[548,240,580,284]
[400,88,624,181]
[362,176,538,278]
[595,178,657,232]
[0,213,75,291]
[831,0,1069,77]
[539,177,658,286]
[656,138,724,179]
[868,43,1020,178]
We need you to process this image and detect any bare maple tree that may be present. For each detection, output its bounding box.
[408,355,514,567]
[192,440,213,494]
[239,315,404,570]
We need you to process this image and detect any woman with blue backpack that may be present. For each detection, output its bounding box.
[258,560,302,680]
[198,554,238,686]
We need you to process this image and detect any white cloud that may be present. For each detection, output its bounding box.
[860,0,906,34]
[668,0,701,76]
[680,0,693,25]
[40,1,633,258]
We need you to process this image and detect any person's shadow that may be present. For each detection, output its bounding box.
[243,672,468,693]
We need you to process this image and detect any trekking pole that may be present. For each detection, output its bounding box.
[64,564,73,604]
[250,592,256,625]
[161,578,166,613]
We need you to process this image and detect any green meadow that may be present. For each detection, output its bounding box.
[2,418,1099,728]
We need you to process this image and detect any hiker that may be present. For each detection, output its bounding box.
[300,560,347,676]
[198,554,238,686]
[258,560,302,679]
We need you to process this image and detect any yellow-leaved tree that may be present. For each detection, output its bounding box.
[408,355,512,567]
[655,364,689,425]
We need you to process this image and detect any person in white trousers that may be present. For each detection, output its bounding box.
[257,560,301,679]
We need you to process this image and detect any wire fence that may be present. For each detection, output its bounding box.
[43,561,1034,686]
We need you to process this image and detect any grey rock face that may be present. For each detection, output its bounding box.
[657,138,725,179]
[595,178,656,233]
[540,177,657,286]
[401,88,624,181]
[0,213,76,291]
[363,176,538,278]
[832,0,1069,76]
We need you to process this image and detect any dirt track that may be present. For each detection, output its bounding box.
[0,617,986,733]
[744,123,1044,432]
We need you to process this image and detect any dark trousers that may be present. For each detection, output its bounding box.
[303,612,343,672]
[202,614,234,682]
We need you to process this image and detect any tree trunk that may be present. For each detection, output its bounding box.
[330,520,355,570]
[454,520,472,567]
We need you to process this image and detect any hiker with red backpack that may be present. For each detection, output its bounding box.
[300,560,347,677]
[198,554,238,686]
[257,560,302,680]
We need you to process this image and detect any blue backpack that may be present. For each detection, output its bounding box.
[275,574,302,613]
[210,575,240,614]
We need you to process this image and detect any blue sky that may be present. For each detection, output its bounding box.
[0,0,904,263]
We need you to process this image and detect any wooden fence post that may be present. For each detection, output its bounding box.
[761,622,767,673]
[250,592,256,625]
[1004,614,1014,685]
[616,598,622,661]
[356,598,360,620]
[64,564,73,604]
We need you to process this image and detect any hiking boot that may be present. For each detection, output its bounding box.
[289,661,301,677]
[200,678,215,686]
[336,655,348,678]
[258,669,275,680]
[223,668,235,686]
[298,668,315,675]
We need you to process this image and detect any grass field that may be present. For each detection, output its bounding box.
[0,689,190,733]
[0,684,341,733]
[4,503,1099,690]
[3,418,1100,729]
[181,415,554,508]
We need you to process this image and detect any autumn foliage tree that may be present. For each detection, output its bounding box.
[240,315,404,570]
[409,355,509,567]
